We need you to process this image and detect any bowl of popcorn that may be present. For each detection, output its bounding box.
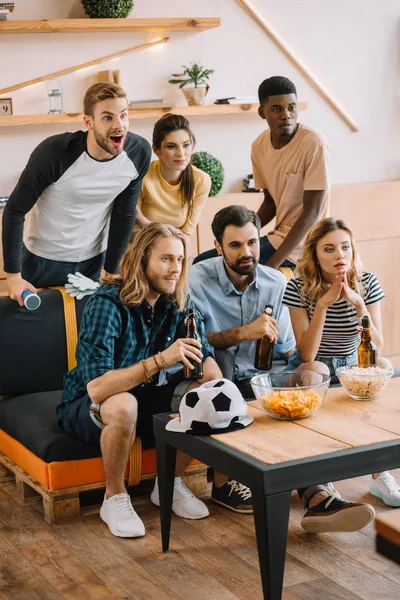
[250,371,330,420]
[336,364,394,400]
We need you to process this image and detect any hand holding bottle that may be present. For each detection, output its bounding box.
[162,338,203,372]
[244,311,279,342]
[254,305,276,370]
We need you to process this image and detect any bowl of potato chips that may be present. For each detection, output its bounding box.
[250,371,330,420]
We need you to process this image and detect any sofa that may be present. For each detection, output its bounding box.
[0,287,204,524]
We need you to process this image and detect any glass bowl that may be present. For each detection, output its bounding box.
[250,370,330,420]
[336,364,394,400]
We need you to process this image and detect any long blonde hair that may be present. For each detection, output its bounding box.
[106,223,189,311]
[296,218,363,302]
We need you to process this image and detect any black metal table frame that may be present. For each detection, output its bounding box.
[154,413,400,600]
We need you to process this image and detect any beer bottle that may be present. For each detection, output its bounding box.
[254,304,275,371]
[183,308,204,380]
[358,315,377,366]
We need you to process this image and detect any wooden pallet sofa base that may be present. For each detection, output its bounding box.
[0,451,207,525]
[0,289,207,524]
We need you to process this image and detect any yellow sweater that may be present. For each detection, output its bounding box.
[136,160,211,235]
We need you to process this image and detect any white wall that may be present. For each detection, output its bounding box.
[1,0,400,196]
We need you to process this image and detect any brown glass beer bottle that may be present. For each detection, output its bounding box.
[183,308,204,380]
[254,304,275,371]
[358,315,377,366]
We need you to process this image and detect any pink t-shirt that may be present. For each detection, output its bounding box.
[251,124,331,264]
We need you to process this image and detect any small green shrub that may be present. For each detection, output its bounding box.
[192,151,224,197]
[81,0,134,18]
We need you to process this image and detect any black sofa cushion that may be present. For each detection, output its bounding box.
[0,291,88,396]
[0,390,101,463]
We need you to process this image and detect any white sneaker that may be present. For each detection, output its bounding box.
[370,472,400,507]
[151,477,209,520]
[100,493,145,537]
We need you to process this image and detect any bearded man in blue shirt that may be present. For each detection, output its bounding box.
[58,222,222,538]
[189,205,295,399]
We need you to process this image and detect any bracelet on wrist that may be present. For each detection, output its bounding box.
[158,351,169,369]
[153,354,162,370]
[141,358,153,383]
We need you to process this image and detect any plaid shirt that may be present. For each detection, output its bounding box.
[57,284,214,420]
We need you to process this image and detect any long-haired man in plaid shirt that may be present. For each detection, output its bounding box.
[58,223,222,538]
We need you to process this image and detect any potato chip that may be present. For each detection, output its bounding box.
[259,389,322,420]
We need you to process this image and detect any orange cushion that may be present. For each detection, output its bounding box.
[0,429,157,490]
[0,429,200,491]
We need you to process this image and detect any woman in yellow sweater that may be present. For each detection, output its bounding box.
[134,114,211,255]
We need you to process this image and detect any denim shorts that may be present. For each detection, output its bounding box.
[285,349,358,384]
[59,373,190,449]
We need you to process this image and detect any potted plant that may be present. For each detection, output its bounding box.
[81,0,134,18]
[192,151,224,196]
[169,62,215,106]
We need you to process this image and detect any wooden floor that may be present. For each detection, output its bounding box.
[1,471,400,600]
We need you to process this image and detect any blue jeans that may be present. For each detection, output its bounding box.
[285,349,358,385]
[193,235,296,268]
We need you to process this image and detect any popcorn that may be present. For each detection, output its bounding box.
[259,389,322,420]
[337,365,393,399]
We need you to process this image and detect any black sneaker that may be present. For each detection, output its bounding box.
[211,479,253,513]
[301,494,375,533]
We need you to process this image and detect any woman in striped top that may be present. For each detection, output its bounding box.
[133,114,211,259]
[283,217,399,507]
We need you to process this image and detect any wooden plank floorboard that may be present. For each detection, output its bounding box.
[207,488,400,599]
[288,576,364,599]
[85,503,242,600]
[3,591,43,599]
[2,474,400,600]
[287,498,400,586]
[54,518,180,600]
[186,503,320,588]
[286,527,400,599]
[149,516,264,600]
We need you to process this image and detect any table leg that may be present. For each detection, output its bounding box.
[155,438,177,552]
[252,488,291,600]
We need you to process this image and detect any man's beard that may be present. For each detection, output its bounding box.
[146,271,178,297]
[93,128,122,157]
[224,255,258,275]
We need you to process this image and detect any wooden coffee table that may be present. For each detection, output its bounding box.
[153,378,400,600]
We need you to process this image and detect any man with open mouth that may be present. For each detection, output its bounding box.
[2,82,151,306]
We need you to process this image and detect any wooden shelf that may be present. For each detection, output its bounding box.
[0,18,221,34]
[0,102,307,128]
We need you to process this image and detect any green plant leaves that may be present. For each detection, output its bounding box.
[169,62,215,88]
[81,0,134,19]
[192,151,224,197]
